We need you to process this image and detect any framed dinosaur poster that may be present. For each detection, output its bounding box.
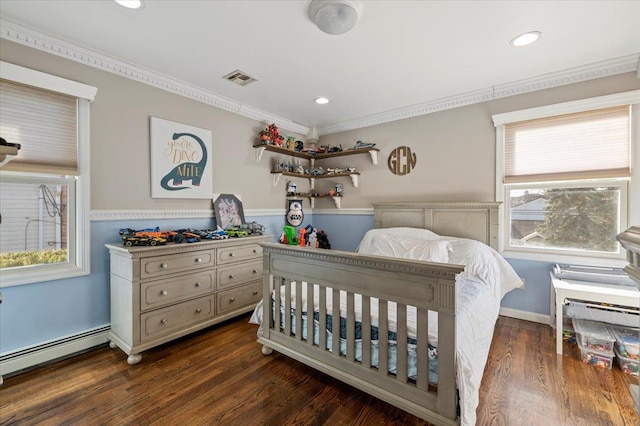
[150,116,213,198]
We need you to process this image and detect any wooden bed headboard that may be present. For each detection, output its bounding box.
[372,201,501,250]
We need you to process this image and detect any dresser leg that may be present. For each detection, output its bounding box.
[109,341,118,349]
[127,354,142,365]
[261,345,273,355]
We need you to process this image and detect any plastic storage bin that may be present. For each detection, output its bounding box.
[614,346,639,376]
[610,325,640,358]
[577,338,614,369]
[573,319,615,353]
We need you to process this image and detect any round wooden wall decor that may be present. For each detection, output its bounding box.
[387,146,417,175]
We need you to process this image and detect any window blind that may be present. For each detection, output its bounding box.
[0,79,78,175]
[504,105,630,184]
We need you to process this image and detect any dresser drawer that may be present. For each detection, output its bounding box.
[217,261,262,290]
[217,244,262,265]
[217,282,262,314]
[141,271,214,311]
[140,250,214,279]
[140,296,214,341]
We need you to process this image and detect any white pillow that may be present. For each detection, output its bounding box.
[358,234,452,263]
[356,227,440,254]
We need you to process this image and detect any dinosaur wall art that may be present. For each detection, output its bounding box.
[150,117,212,199]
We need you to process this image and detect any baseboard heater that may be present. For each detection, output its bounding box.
[0,324,110,382]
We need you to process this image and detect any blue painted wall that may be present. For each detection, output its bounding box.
[0,215,284,354]
[307,214,556,317]
[0,211,554,354]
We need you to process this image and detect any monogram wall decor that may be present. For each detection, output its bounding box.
[387,146,417,175]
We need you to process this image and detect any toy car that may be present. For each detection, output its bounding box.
[226,227,249,238]
[173,229,202,243]
[121,235,167,247]
[240,221,265,235]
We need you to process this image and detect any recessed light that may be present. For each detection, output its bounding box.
[510,31,541,47]
[114,0,142,9]
[315,97,330,105]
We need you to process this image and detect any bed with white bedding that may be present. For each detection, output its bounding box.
[250,202,522,426]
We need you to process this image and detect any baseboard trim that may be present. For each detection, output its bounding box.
[0,325,110,380]
[499,307,550,325]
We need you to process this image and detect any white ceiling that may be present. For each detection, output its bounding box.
[1,1,639,135]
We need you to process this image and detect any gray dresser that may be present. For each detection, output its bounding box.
[105,234,271,364]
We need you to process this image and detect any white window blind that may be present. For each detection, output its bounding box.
[0,79,78,175]
[504,105,630,183]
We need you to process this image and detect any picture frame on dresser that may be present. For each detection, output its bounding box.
[213,193,245,230]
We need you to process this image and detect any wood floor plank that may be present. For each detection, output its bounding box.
[1,315,637,425]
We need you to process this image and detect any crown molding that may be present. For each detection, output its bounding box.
[319,53,640,135]
[0,18,308,135]
[2,18,637,138]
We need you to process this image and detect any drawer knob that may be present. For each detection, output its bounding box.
[161,318,168,325]
[253,249,257,253]
[161,290,168,296]
[229,297,236,303]
[195,282,202,287]
[161,263,168,269]
[252,270,258,274]
[195,258,202,263]
[253,291,259,295]
[195,308,202,313]
[229,253,235,257]
[228,274,234,279]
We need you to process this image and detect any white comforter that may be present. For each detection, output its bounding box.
[251,229,522,426]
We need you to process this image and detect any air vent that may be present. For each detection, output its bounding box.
[223,70,257,86]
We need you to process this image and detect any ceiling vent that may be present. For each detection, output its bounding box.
[223,70,257,86]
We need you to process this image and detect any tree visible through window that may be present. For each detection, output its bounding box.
[509,187,619,253]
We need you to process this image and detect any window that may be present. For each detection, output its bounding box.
[493,91,640,266]
[0,62,97,287]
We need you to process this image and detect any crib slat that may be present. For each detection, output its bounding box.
[319,285,327,351]
[295,281,302,340]
[332,288,340,357]
[346,292,355,361]
[284,279,291,336]
[378,299,388,375]
[263,274,273,338]
[416,308,429,390]
[274,276,282,335]
[307,283,314,346]
[362,295,371,367]
[396,303,407,383]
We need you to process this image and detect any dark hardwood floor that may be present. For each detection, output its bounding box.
[1,315,637,425]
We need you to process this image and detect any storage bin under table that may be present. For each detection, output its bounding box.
[551,273,640,355]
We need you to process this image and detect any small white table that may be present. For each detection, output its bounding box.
[551,274,640,355]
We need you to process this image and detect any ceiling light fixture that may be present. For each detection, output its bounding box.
[114,0,142,9]
[315,97,330,105]
[309,0,363,35]
[510,31,542,47]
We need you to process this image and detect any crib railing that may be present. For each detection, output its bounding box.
[258,243,463,425]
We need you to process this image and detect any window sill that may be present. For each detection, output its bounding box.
[502,249,627,268]
[0,264,90,288]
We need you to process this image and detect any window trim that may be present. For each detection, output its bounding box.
[493,90,640,267]
[0,62,95,287]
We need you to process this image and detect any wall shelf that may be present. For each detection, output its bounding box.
[255,143,378,208]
